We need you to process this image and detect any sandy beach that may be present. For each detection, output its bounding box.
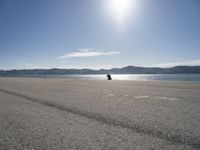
[0,77,200,150]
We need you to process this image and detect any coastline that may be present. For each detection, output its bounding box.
[1,73,200,82]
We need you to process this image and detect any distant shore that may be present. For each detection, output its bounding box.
[1,66,200,76]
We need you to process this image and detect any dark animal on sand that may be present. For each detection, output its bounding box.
[107,74,112,80]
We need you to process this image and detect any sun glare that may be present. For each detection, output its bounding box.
[107,0,134,26]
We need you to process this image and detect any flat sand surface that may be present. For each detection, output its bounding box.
[0,77,200,150]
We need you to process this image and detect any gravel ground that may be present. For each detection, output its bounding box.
[0,77,200,150]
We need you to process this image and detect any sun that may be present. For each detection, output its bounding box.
[107,0,133,26]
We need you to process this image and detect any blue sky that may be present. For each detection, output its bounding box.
[0,0,200,69]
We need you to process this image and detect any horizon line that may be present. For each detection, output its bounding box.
[1,65,200,71]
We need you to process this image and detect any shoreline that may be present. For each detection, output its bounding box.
[0,75,200,84]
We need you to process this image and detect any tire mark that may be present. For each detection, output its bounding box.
[0,88,199,149]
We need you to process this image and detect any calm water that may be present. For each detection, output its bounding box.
[2,74,200,81]
[32,74,200,81]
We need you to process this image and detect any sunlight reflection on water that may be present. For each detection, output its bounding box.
[7,74,200,81]
[54,74,200,81]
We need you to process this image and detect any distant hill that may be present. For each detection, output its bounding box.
[0,66,200,76]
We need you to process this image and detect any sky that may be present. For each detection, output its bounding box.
[0,0,200,70]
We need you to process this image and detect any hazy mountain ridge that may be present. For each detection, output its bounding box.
[0,66,200,76]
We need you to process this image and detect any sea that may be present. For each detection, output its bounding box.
[5,74,200,82]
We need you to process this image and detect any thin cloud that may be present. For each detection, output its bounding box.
[153,59,200,68]
[58,49,120,59]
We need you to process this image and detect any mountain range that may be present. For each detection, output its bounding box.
[1,66,200,76]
